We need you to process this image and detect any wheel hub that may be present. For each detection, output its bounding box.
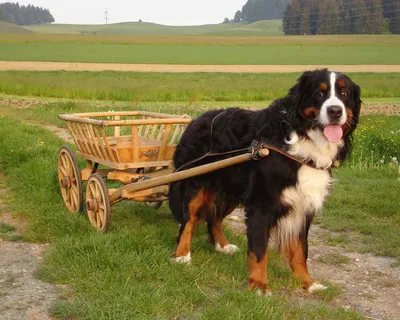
[61,176,71,188]
[87,198,99,213]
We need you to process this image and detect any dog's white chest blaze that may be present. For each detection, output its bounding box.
[287,129,343,169]
[277,165,332,245]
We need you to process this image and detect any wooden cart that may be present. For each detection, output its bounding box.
[57,111,269,232]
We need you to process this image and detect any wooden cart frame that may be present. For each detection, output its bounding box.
[57,111,269,232]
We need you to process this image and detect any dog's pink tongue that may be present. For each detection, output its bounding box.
[324,125,343,143]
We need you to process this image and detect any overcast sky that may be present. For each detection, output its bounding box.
[6,0,248,25]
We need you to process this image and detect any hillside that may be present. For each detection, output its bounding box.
[0,21,33,34]
[25,20,283,36]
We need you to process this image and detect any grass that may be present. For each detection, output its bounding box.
[23,20,283,36]
[1,34,398,46]
[0,115,362,319]
[316,253,351,266]
[0,21,33,34]
[0,71,399,103]
[0,42,398,65]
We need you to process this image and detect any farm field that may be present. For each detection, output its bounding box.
[0,34,399,65]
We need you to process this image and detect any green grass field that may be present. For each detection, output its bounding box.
[0,71,399,103]
[0,33,399,65]
[1,42,398,65]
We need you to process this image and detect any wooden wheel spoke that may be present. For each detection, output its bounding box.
[96,209,102,228]
[59,166,68,177]
[89,183,96,198]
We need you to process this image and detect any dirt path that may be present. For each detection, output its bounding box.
[1,61,400,73]
[0,177,59,320]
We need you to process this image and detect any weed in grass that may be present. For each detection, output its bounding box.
[0,222,22,241]
[317,253,351,266]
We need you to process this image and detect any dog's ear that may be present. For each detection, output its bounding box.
[288,70,317,107]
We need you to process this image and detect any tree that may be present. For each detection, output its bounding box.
[223,17,230,24]
[383,0,400,33]
[283,4,294,34]
[365,0,384,33]
[299,7,311,35]
[352,0,370,33]
[234,10,242,23]
[318,0,340,34]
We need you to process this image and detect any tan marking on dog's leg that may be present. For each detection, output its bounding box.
[283,240,313,289]
[174,189,207,258]
[248,251,270,293]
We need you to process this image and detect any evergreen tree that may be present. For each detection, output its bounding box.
[383,0,400,33]
[365,0,384,33]
[351,0,370,33]
[299,7,311,35]
[318,0,340,34]
[283,4,294,34]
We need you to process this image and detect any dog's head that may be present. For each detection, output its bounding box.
[288,69,361,143]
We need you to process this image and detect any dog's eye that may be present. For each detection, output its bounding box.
[317,92,324,97]
[341,90,348,98]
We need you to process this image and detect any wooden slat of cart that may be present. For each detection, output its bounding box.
[99,127,118,163]
[131,126,140,162]
[85,124,103,159]
[92,126,109,160]
[66,121,84,153]
[157,124,172,161]
[73,122,90,153]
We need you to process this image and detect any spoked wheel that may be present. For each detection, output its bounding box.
[58,146,83,213]
[144,201,163,209]
[86,173,111,232]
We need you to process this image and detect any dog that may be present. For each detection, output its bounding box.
[169,69,361,294]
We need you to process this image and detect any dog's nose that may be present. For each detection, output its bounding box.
[327,105,343,121]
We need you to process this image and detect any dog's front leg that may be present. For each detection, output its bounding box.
[246,205,272,295]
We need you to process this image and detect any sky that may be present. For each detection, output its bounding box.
[5,0,248,25]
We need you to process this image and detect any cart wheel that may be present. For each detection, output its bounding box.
[144,201,163,209]
[58,146,83,213]
[85,173,111,232]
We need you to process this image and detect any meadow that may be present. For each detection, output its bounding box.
[0,34,399,65]
[0,71,399,103]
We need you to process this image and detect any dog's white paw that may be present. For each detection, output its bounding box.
[308,282,328,293]
[215,243,239,254]
[170,252,191,264]
[256,289,273,297]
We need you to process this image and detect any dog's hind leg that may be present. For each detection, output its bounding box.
[208,212,239,255]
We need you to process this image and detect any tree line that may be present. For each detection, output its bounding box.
[283,0,400,34]
[0,2,54,25]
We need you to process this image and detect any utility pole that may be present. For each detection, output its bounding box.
[104,9,109,24]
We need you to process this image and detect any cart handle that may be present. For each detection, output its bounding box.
[109,148,269,202]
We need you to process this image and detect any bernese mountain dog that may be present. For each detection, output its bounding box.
[169,69,361,294]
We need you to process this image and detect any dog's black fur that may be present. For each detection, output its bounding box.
[169,69,361,292]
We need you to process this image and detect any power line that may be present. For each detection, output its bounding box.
[104,9,109,25]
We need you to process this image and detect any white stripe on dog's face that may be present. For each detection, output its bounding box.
[319,72,347,125]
